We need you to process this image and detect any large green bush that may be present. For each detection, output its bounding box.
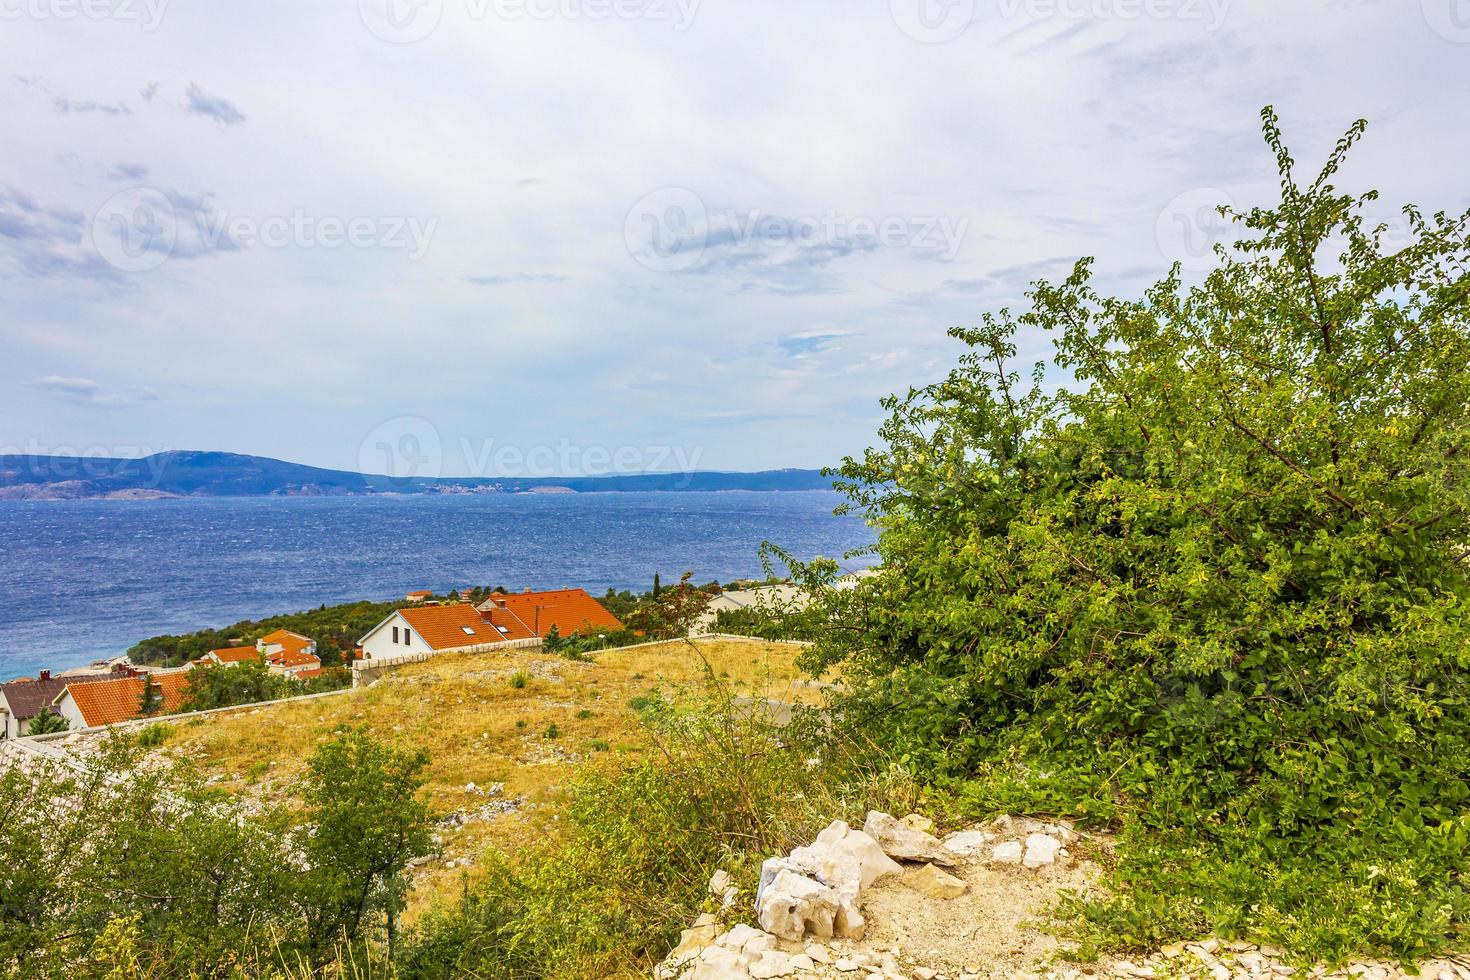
[808,109,1470,962]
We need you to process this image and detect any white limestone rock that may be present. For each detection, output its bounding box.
[654,915,723,978]
[755,868,838,942]
[791,820,903,891]
[709,868,738,911]
[1022,833,1063,869]
[900,812,936,834]
[748,950,798,978]
[991,840,1024,864]
[903,862,969,900]
[687,945,749,979]
[781,820,900,940]
[863,810,959,866]
[941,829,995,856]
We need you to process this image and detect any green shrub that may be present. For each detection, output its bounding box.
[808,109,1470,964]
[508,670,529,690]
[713,603,820,641]
[0,730,430,978]
[135,723,174,749]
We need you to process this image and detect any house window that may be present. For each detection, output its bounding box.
[403,629,412,644]
[392,626,399,644]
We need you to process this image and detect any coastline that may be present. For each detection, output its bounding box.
[0,490,874,680]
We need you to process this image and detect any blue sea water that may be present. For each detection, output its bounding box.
[0,492,875,678]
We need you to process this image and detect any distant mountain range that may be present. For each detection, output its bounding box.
[0,451,837,500]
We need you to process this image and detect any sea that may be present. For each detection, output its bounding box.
[0,492,876,679]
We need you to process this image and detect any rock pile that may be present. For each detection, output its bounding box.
[437,788,522,828]
[657,810,1073,979]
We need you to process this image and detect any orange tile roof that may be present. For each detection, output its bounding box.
[480,605,539,642]
[62,672,191,728]
[396,604,522,651]
[259,629,314,653]
[267,649,321,669]
[209,646,262,664]
[483,588,623,637]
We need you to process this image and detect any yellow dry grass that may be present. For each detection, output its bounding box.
[155,637,827,919]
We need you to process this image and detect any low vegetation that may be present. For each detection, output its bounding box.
[184,660,350,711]
[148,637,831,921]
[2,637,855,978]
[398,696,913,979]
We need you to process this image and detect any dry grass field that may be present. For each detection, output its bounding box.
[152,637,827,918]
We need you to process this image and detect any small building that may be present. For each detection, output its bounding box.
[266,648,322,678]
[696,583,807,633]
[405,590,433,603]
[257,629,316,658]
[0,670,108,738]
[358,588,623,661]
[194,646,264,668]
[52,671,192,730]
[357,602,536,661]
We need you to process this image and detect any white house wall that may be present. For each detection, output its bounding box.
[52,692,87,731]
[359,613,436,660]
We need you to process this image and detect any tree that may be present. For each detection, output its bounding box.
[183,661,290,711]
[652,572,662,597]
[814,108,1470,961]
[136,678,163,718]
[626,572,712,639]
[298,728,433,964]
[25,707,69,736]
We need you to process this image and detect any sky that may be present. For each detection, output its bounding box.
[2,0,1467,479]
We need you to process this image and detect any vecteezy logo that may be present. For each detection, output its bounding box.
[91,187,177,273]
[1155,187,1234,274]
[358,416,443,479]
[624,187,708,272]
[889,0,975,43]
[359,0,443,43]
[1422,0,1470,42]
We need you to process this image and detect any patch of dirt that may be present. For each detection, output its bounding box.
[845,847,1102,978]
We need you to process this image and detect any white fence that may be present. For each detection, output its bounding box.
[351,636,543,686]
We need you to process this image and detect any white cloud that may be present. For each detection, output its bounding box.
[0,0,1466,471]
[28,375,159,408]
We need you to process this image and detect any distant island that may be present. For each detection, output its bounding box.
[0,451,837,500]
